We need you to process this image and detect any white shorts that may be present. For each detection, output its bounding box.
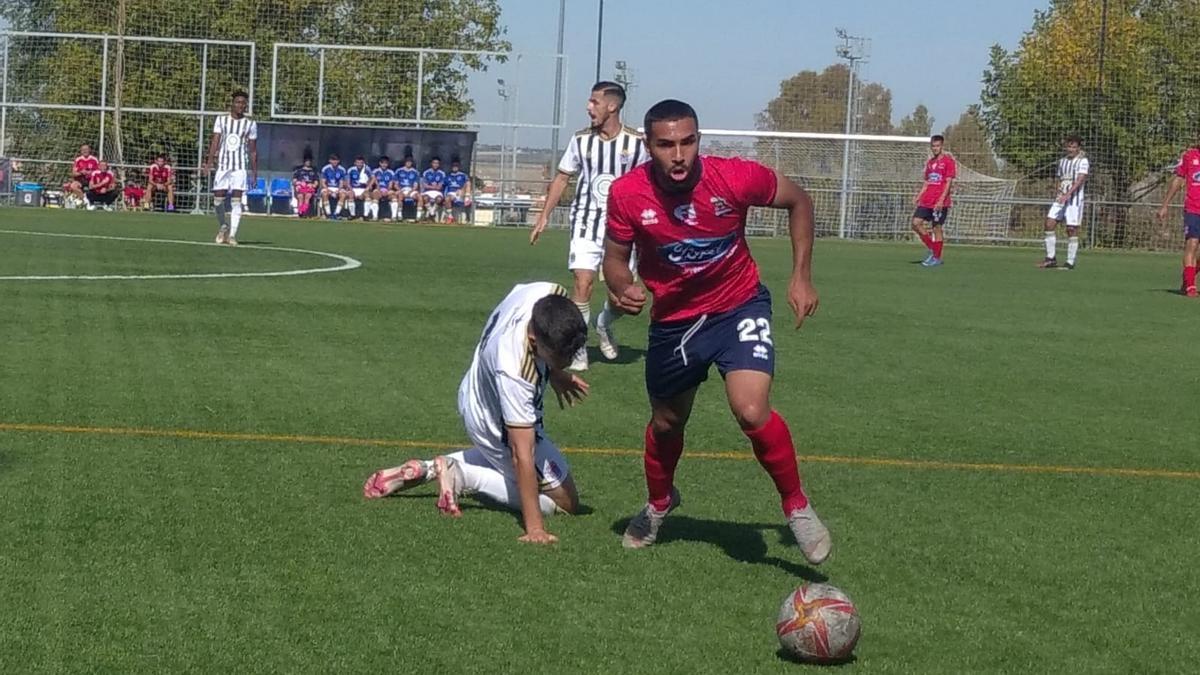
[568,236,638,274]
[422,190,444,202]
[1047,202,1083,227]
[398,187,417,199]
[460,424,569,491]
[213,169,247,193]
[445,191,463,203]
[351,187,367,198]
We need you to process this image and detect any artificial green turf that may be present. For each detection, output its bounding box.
[0,209,1196,673]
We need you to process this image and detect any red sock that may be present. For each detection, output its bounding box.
[644,424,684,511]
[743,411,808,515]
[932,240,944,259]
[917,232,935,251]
[1185,265,1198,289]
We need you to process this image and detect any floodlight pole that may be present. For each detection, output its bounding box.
[835,29,867,239]
[595,0,604,82]
[549,0,566,167]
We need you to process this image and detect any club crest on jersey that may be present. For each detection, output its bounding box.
[710,196,734,217]
[641,209,659,225]
[673,203,699,226]
[658,233,738,269]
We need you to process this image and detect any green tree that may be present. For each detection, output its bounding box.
[0,0,508,168]
[941,106,998,175]
[757,64,893,135]
[895,104,933,137]
[979,0,1200,198]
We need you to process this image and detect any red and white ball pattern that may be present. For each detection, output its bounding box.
[776,583,861,663]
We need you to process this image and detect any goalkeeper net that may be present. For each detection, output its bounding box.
[699,130,1017,241]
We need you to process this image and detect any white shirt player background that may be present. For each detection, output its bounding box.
[1057,154,1089,206]
[457,282,568,449]
[213,115,258,172]
[558,126,649,242]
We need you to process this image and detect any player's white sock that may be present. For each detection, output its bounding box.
[324,198,332,215]
[1067,236,1079,265]
[449,451,556,516]
[597,300,623,330]
[574,300,591,328]
[1045,232,1057,259]
[229,201,242,238]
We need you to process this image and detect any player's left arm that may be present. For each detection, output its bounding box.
[247,126,258,184]
[1065,160,1089,200]
[935,157,956,210]
[770,171,819,329]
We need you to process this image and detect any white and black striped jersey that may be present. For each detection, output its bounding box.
[212,114,258,172]
[1056,153,1090,206]
[558,125,649,241]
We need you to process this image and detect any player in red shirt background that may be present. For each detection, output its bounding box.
[603,99,831,563]
[1156,143,1200,297]
[86,160,118,210]
[910,134,956,267]
[64,143,99,205]
[146,154,176,212]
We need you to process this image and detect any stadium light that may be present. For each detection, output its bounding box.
[834,28,869,239]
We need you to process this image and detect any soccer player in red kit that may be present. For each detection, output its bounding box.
[603,99,831,564]
[1156,142,1200,297]
[65,143,99,204]
[910,134,956,267]
[146,154,176,211]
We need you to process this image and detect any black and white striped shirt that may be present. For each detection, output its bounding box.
[558,125,648,241]
[1057,154,1090,206]
[213,114,258,172]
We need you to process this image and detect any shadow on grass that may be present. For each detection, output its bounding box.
[610,514,828,582]
[235,240,273,246]
[1154,288,1191,296]
[587,345,646,366]
[775,648,857,667]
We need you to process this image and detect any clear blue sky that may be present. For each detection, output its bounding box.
[469,0,1050,145]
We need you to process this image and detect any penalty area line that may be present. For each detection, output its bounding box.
[0,421,1198,481]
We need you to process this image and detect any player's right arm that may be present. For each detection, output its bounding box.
[532,140,583,245]
[201,119,221,175]
[506,424,556,544]
[602,194,646,315]
[1158,172,1185,222]
[530,172,572,245]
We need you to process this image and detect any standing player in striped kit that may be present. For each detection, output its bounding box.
[1040,135,1089,269]
[530,81,649,371]
[201,90,258,246]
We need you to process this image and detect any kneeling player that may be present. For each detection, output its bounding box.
[363,283,589,544]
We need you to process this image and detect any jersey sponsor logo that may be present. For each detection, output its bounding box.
[658,232,738,268]
[927,172,943,183]
[710,196,733,217]
[672,203,698,226]
[641,208,659,225]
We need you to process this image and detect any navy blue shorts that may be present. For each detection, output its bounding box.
[645,285,775,401]
[913,206,949,226]
[1186,213,1200,239]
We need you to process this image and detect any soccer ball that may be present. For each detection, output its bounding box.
[776,583,860,663]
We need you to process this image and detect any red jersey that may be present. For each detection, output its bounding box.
[917,153,957,208]
[607,156,777,323]
[148,163,173,184]
[1174,148,1200,215]
[89,170,115,190]
[73,155,99,178]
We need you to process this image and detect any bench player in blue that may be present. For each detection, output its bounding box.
[420,157,447,221]
[369,156,396,221]
[319,154,348,220]
[393,157,421,221]
[347,156,372,220]
[443,159,473,223]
